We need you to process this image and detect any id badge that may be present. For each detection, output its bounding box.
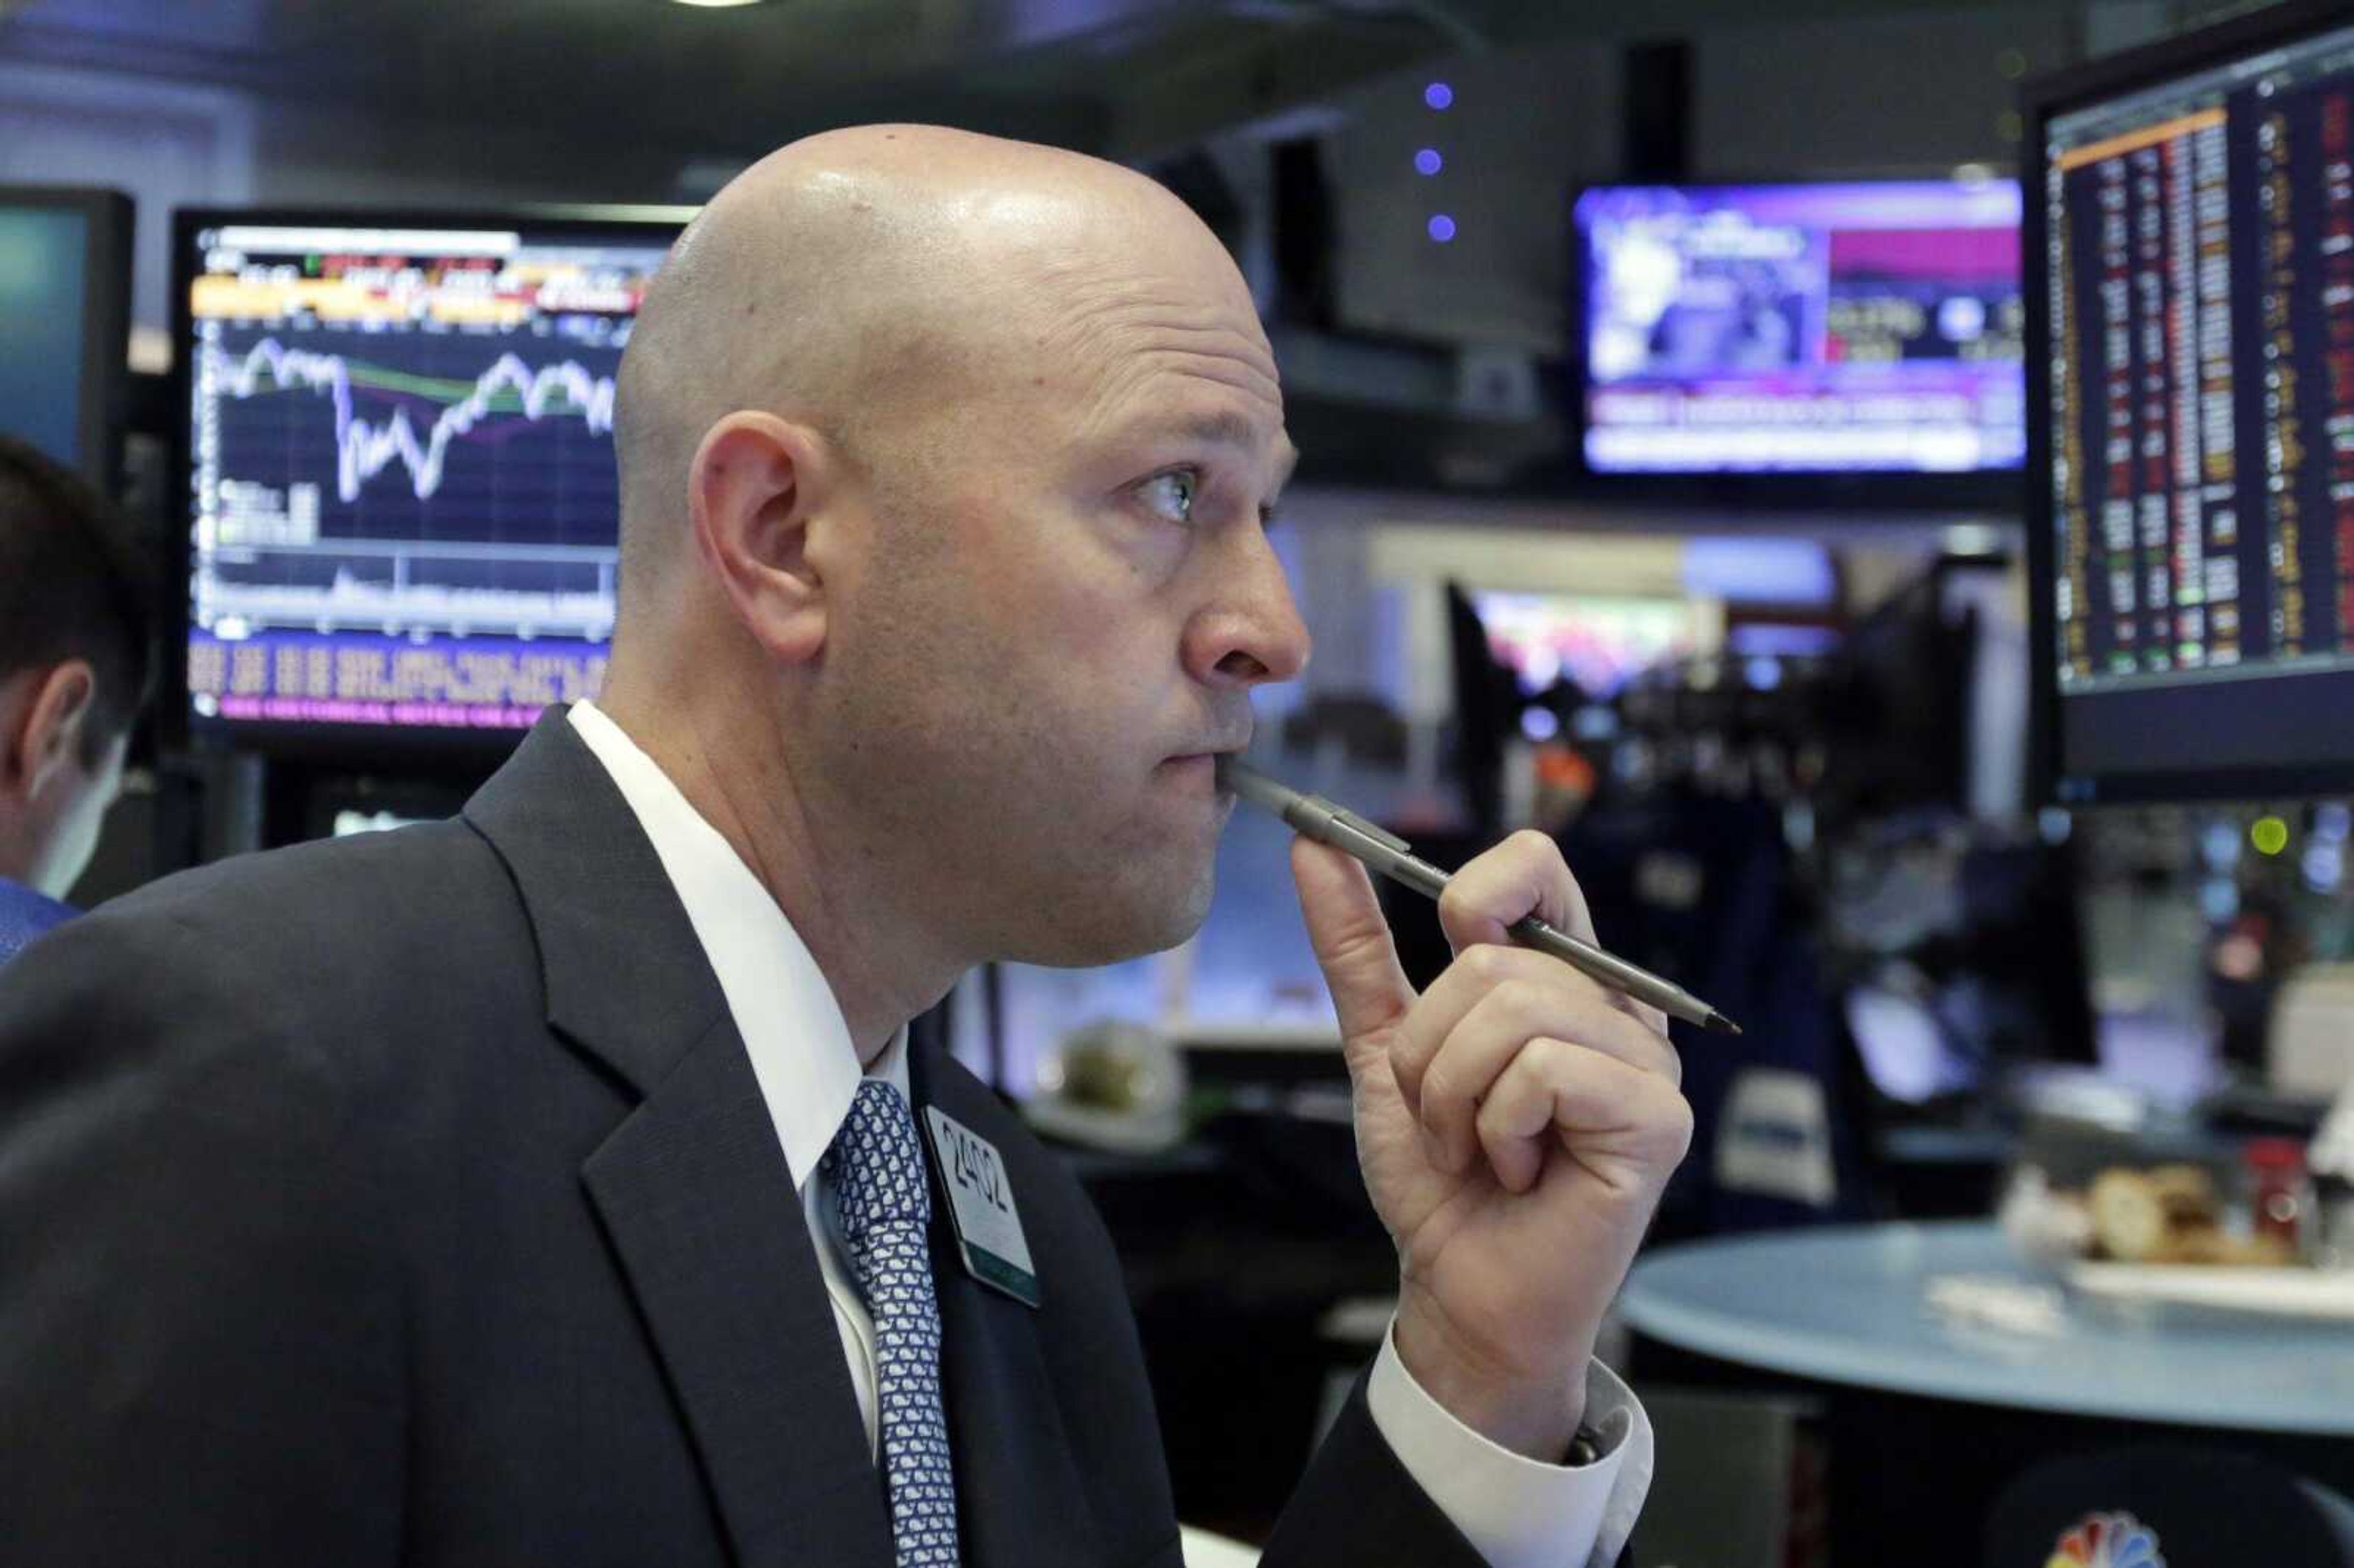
[921,1106,1041,1307]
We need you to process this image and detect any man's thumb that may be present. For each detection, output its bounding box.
[1290,837,1418,1049]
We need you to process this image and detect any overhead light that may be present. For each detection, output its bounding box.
[667,0,768,8]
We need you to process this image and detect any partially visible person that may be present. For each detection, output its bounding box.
[0,435,153,961]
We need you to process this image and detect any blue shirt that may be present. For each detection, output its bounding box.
[0,877,75,965]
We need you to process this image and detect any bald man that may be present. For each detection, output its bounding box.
[0,128,1679,1568]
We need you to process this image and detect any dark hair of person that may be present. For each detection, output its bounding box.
[0,435,156,764]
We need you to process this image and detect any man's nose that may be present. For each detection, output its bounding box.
[1185,527,1311,690]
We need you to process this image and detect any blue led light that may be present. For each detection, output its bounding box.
[1427,214,1457,242]
[1414,148,1443,176]
[1424,82,1453,110]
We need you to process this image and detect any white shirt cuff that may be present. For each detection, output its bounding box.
[1366,1325,1654,1568]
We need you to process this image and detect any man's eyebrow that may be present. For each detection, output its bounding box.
[1146,410,1300,495]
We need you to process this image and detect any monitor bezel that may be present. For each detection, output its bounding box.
[1565,173,2030,512]
[2021,0,2354,806]
[0,185,132,492]
[164,203,694,767]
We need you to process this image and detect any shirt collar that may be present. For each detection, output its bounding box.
[566,701,907,1189]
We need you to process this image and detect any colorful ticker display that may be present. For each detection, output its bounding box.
[2046,26,2354,691]
[2040,15,2354,796]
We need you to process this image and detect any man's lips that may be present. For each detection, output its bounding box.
[1163,736,1252,764]
[1158,751,1245,796]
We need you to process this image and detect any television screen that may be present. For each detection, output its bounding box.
[1470,591,1723,699]
[174,210,686,751]
[1575,180,2026,474]
[0,188,131,485]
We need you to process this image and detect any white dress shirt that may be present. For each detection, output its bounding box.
[567,701,1651,1567]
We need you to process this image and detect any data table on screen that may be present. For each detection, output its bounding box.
[2035,13,2354,796]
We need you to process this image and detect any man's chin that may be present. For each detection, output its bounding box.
[999,880,1215,970]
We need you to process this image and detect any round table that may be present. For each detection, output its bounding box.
[1619,1219,2354,1434]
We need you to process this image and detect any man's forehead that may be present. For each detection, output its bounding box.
[1056,314,1288,452]
[953,218,1290,462]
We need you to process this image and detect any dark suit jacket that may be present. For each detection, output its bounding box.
[0,712,1485,1567]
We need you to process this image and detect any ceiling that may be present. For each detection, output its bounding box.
[0,0,2181,167]
[7,0,1415,159]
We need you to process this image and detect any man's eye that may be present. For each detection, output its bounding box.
[1138,470,1198,525]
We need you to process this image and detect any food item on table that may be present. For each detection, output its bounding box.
[2088,1165,2215,1261]
[2086,1164,2296,1266]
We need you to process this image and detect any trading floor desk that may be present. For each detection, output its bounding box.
[1620,1222,2354,1567]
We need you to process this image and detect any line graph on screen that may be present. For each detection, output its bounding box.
[189,316,627,660]
[205,336,617,504]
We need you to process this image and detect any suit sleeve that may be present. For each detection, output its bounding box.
[0,910,405,1566]
[1258,1369,1492,1568]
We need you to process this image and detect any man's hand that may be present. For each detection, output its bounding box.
[1292,831,1693,1462]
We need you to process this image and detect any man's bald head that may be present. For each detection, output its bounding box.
[595,121,1303,1001]
[611,124,1238,611]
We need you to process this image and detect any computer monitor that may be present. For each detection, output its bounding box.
[1573,179,2026,485]
[2025,1,2354,803]
[1469,590,1723,702]
[0,186,132,487]
[167,207,691,759]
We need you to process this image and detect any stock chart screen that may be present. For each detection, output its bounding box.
[181,218,679,739]
[2040,15,2354,795]
[1577,181,2026,474]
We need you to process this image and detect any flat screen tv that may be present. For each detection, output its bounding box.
[1574,178,2025,501]
[167,206,691,763]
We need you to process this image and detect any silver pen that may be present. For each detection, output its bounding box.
[1219,757,1742,1037]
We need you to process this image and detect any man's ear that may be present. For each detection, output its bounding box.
[1,661,96,801]
[688,411,834,666]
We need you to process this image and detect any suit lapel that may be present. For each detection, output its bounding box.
[467,712,893,1568]
[583,1018,894,1568]
[913,1045,1107,1568]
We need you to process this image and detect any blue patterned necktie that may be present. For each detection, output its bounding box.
[823,1080,962,1568]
